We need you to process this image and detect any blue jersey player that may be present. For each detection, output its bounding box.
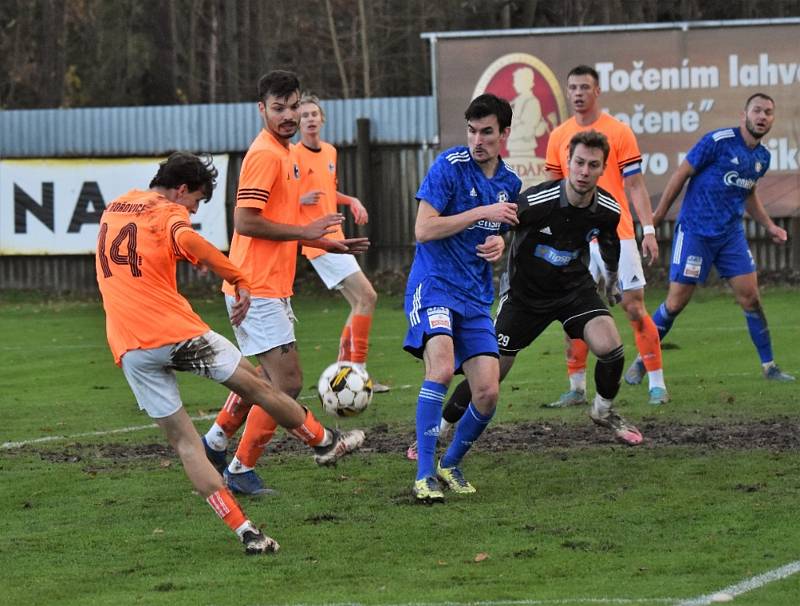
[644,93,793,382]
[403,94,522,502]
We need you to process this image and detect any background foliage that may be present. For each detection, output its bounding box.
[1,0,799,109]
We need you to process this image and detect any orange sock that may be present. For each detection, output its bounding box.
[631,315,663,371]
[338,323,352,363]
[216,391,252,437]
[233,406,279,468]
[288,408,326,446]
[207,487,248,533]
[350,314,373,364]
[566,338,589,375]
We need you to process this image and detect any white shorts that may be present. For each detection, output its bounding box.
[589,238,646,291]
[309,253,361,290]
[121,331,242,419]
[225,295,296,356]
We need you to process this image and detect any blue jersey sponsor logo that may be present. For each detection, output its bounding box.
[723,171,757,190]
[468,219,502,231]
[534,244,579,266]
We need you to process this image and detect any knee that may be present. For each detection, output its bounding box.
[737,292,761,311]
[358,283,378,312]
[471,382,499,410]
[426,367,454,386]
[622,299,646,321]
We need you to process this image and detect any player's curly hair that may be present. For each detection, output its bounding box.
[149,152,217,202]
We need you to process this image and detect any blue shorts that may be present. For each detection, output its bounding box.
[403,297,498,374]
[669,223,756,284]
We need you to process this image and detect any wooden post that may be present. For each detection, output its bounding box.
[791,217,800,270]
[355,117,373,268]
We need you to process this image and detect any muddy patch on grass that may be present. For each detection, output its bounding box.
[14,417,800,464]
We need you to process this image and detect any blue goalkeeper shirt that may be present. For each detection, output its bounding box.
[678,127,771,238]
[406,146,522,308]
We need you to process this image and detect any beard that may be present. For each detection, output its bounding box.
[745,117,771,141]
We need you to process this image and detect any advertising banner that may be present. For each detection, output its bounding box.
[0,155,230,254]
[433,22,800,213]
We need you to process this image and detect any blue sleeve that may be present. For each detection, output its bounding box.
[416,155,453,213]
[685,132,717,172]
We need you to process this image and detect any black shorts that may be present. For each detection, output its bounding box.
[494,289,610,356]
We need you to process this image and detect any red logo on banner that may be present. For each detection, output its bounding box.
[473,54,567,187]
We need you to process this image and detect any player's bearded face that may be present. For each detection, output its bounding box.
[467,116,508,164]
[743,99,775,140]
[260,92,300,141]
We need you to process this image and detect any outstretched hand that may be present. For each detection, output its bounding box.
[300,190,324,206]
[321,237,371,255]
[301,213,343,240]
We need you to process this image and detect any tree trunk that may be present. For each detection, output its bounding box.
[357,0,371,97]
[325,0,350,98]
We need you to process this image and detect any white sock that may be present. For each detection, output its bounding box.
[348,362,366,373]
[647,369,665,390]
[317,428,333,447]
[227,456,253,474]
[205,423,229,451]
[762,361,776,371]
[235,520,257,540]
[569,371,586,393]
[592,393,613,416]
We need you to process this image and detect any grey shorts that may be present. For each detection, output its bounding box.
[121,330,242,418]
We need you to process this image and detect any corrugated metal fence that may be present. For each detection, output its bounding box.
[1,96,798,293]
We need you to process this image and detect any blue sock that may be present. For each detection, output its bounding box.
[744,309,773,364]
[440,403,494,469]
[415,380,447,481]
[652,302,678,341]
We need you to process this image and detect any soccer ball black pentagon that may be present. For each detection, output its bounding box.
[317,363,374,417]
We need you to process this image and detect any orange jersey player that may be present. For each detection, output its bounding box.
[542,64,668,408]
[202,71,369,496]
[294,92,389,391]
[96,152,363,555]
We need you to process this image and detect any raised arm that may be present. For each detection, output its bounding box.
[234,206,343,241]
[414,199,518,243]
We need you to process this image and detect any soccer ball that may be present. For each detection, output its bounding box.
[317,363,373,417]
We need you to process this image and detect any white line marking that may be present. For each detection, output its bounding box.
[265,600,678,606]
[676,560,800,605]
[1,386,411,450]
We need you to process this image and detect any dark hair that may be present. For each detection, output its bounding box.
[464,93,512,131]
[568,130,610,162]
[567,64,600,85]
[745,92,775,110]
[257,70,300,103]
[149,152,218,201]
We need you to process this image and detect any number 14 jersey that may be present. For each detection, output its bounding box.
[96,189,210,365]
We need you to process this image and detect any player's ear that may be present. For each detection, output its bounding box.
[500,126,511,141]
